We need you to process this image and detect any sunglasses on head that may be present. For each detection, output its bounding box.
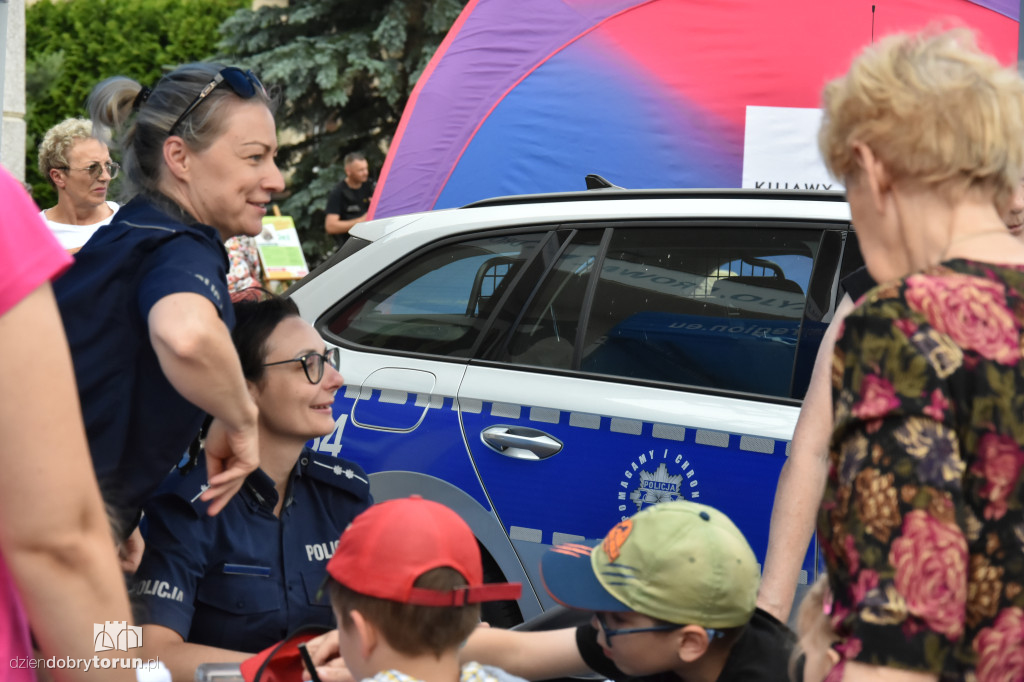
[168,67,266,136]
[57,161,120,180]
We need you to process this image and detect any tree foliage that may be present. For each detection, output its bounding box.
[25,0,247,206]
[218,0,468,266]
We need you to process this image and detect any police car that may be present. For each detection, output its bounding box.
[287,187,859,625]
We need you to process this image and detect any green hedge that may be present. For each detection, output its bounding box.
[25,0,246,206]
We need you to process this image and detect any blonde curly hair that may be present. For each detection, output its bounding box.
[37,118,98,186]
[819,28,1024,206]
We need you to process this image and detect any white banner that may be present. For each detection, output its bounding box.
[742,106,841,192]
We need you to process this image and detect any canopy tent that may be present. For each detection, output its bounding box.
[370,0,1019,219]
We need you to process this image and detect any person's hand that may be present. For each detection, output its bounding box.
[304,630,339,666]
[302,630,354,682]
[200,417,259,515]
[306,657,355,682]
[118,526,145,573]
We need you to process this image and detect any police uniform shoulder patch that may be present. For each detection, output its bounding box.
[300,449,371,500]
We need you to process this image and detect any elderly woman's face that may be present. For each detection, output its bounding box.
[56,138,113,209]
[184,100,284,241]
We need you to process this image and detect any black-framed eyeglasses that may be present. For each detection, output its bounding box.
[262,348,340,385]
[594,612,722,647]
[168,67,266,136]
[56,161,120,180]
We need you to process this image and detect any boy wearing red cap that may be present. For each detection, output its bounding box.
[461,500,795,682]
[320,497,526,682]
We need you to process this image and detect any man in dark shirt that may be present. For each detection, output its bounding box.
[324,151,374,248]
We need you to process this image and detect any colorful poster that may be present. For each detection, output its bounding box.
[257,216,309,281]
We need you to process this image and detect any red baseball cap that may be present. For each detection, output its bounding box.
[325,497,521,606]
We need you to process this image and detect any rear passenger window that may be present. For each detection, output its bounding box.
[580,226,818,397]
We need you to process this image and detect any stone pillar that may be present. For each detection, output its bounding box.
[1,0,26,181]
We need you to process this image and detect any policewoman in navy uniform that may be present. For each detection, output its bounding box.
[54,63,287,568]
[129,292,371,681]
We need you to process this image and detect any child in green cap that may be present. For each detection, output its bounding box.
[461,500,795,682]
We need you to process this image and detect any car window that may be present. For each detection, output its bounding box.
[325,223,822,398]
[578,225,818,397]
[496,230,604,368]
[325,233,547,357]
[488,224,820,397]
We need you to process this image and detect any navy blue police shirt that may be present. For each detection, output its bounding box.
[53,194,233,536]
[130,449,371,653]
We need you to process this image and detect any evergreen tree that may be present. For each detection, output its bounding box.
[218,0,468,265]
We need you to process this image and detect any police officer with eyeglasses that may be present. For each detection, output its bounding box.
[129,292,370,681]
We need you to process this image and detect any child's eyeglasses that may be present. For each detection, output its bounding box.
[595,612,723,647]
[168,67,266,136]
[262,348,341,385]
[56,161,120,180]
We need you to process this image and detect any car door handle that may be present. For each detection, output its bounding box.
[480,426,563,460]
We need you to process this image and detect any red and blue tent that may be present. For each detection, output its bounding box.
[370,0,1019,219]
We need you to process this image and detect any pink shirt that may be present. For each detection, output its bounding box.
[0,166,72,677]
[0,167,72,316]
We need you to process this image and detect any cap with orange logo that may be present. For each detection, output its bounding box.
[539,500,759,629]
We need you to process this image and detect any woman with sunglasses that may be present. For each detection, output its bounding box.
[129,291,371,681]
[36,117,120,252]
[52,63,284,569]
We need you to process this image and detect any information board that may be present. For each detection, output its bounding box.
[257,216,309,281]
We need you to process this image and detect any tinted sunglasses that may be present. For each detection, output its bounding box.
[57,161,120,180]
[168,67,266,136]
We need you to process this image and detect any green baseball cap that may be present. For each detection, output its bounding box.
[540,501,760,628]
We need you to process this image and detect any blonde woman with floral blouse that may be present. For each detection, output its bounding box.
[816,28,1024,682]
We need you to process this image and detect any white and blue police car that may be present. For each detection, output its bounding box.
[287,186,859,626]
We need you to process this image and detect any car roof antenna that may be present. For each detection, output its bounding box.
[584,174,624,190]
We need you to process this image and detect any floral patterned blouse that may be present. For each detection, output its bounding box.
[225,235,263,293]
[819,259,1024,682]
